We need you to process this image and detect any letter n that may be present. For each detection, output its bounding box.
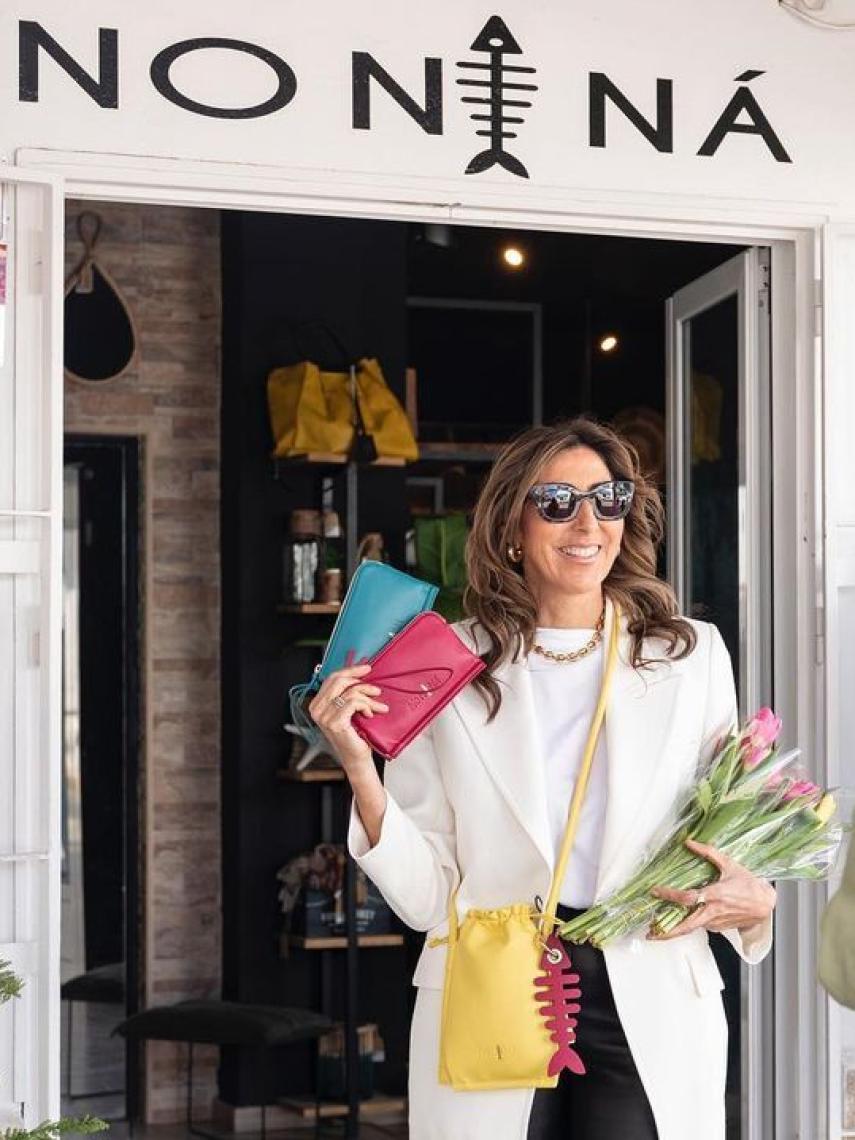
[352,52,443,134]
[589,72,673,153]
[19,21,118,107]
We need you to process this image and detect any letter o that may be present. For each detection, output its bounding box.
[150,37,297,119]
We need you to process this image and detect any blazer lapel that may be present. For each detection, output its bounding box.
[451,648,554,872]
[450,604,687,894]
[595,620,683,899]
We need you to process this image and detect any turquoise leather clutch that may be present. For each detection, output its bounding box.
[289,560,438,744]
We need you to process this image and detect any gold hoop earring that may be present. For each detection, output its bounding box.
[507,544,523,564]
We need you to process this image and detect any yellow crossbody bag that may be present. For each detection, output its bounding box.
[430,606,620,1091]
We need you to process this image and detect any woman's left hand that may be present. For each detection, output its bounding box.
[648,838,776,940]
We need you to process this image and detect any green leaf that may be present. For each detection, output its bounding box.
[695,778,713,814]
[0,960,23,1006]
[413,514,469,590]
[2,1118,109,1140]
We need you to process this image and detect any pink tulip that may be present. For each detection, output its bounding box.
[783,779,821,802]
[741,707,783,769]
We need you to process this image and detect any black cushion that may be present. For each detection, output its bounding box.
[61,962,126,1004]
[114,1000,332,1047]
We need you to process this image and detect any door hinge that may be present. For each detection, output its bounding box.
[757,249,770,316]
[758,247,771,288]
[815,603,825,665]
[813,278,823,338]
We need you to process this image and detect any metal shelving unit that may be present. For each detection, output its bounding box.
[275,453,407,1137]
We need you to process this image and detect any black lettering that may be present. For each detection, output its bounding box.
[589,72,673,153]
[352,52,443,134]
[19,21,118,107]
[150,38,296,119]
[698,73,792,163]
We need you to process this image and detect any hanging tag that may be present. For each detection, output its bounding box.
[534,934,586,1077]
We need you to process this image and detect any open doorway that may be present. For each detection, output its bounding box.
[59,199,771,1135]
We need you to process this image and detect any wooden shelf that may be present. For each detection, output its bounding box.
[276,452,407,467]
[415,441,502,462]
[278,602,341,614]
[278,766,345,783]
[281,932,405,953]
[278,1092,407,1121]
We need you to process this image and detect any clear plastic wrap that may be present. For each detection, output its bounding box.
[559,709,843,947]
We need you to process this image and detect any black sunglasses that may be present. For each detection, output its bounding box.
[527,480,635,522]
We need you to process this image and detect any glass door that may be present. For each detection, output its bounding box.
[0,170,64,1123]
[666,248,773,1140]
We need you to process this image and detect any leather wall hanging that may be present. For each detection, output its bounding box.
[64,211,139,383]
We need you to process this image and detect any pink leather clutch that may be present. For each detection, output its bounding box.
[352,611,485,759]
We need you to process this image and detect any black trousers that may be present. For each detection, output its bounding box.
[527,906,658,1140]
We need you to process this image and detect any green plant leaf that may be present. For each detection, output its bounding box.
[0,961,23,1006]
[413,514,468,590]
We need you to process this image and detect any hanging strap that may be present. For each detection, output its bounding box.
[430,602,622,951]
[539,602,621,939]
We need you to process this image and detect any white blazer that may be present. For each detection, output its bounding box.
[349,601,773,1140]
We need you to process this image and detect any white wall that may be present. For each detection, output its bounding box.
[1,0,855,215]
[825,225,855,1134]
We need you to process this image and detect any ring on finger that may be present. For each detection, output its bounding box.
[332,694,348,710]
[695,891,707,908]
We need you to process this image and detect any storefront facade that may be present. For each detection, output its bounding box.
[0,1,853,1135]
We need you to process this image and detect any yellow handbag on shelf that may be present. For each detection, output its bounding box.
[429,607,620,1091]
[267,356,418,462]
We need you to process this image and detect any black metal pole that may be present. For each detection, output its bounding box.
[344,457,360,1138]
[344,841,360,1137]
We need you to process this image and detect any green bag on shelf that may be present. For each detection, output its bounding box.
[414,514,469,623]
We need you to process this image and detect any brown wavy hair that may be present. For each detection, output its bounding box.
[464,417,696,719]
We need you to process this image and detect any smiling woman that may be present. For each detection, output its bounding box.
[308,416,779,1139]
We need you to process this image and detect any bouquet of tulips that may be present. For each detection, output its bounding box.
[559,709,842,947]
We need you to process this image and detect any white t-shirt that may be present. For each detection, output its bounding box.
[527,628,607,909]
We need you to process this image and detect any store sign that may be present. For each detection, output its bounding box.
[15,16,795,177]
[0,0,852,205]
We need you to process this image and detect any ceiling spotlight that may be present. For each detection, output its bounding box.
[502,245,525,269]
[599,334,619,353]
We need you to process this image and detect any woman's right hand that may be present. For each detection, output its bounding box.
[309,664,390,848]
[307,663,389,773]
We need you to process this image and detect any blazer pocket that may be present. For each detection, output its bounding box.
[684,942,726,997]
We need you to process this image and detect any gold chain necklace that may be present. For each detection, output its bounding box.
[532,604,606,664]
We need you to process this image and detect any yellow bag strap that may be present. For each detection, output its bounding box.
[429,601,621,951]
[539,602,621,939]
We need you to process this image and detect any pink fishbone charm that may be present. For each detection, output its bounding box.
[534,934,585,1077]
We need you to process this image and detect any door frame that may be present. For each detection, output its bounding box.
[665,248,775,1140]
[63,434,142,1119]
[0,166,64,1121]
[15,148,825,1139]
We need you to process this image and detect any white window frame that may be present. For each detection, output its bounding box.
[0,166,64,1122]
[13,148,828,1139]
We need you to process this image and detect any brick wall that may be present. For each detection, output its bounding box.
[64,201,222,1121]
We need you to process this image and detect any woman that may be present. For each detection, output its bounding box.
[310,419,776,1140]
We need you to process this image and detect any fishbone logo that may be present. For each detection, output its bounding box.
[456,16,538,180]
